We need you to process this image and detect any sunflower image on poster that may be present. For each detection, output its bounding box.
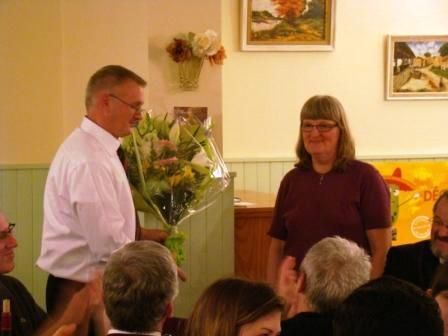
[371,161,448,246]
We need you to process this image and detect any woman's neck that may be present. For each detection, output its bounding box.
[312,157,335,174]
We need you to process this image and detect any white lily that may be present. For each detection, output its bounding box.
[191,149,212,167]
[169,121,180,145]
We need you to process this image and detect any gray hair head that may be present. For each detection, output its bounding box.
[85,64,146,109]
[300,236,371,312]
[103,240,178,332]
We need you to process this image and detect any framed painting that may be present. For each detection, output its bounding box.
[240,0,335,51]
[386,35,448,100]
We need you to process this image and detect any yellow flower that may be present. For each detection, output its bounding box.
[169,174,183,186]
[183,165,194,180]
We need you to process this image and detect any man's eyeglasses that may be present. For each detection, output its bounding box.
[0,223,15,240]
[108,94,147,115]
[301,122,338,133]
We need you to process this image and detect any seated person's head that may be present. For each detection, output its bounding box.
[300,236,371,312]
[430,190,448,261]
[430,263,448,334]
[333,276,443,336]
[103,241,178,333]
[0,212,17,274]
[185,278,284,336]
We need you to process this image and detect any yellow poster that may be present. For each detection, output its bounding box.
[371,161,448,246]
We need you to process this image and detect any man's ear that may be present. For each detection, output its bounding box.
[427,288,433,297]
[297,271,306,293]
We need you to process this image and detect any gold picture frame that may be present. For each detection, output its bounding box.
[240,0,335,51]
[386,35,448,100]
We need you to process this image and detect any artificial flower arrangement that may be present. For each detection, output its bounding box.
[166,29,226,89]
[121,111,230,265]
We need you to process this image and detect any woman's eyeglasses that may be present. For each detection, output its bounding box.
[301,122,338,133]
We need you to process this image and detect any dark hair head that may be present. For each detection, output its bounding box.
[184,278,284,336]
[295,95,355,171]
[85,65,146,109]
[333,276,443,336]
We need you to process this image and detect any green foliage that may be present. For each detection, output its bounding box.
[164,229,186,265]
[301,0,325,19]
[431,67,448,80]
[121,113,229,265]
[439,43,448,57]
[252,10,277,22]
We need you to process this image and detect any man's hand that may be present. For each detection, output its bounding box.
[140,228,169,243]
[177,266,187,282]
[277,256,301,319]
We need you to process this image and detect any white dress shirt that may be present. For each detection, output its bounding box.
[37,117,135,282]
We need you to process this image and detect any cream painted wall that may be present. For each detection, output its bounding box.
[0,0,222,164]
[60,0,150,139]
[146,1,222,150]
[0,0,63,164]
[222,0,448,159]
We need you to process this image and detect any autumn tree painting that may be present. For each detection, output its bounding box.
[272,0,307,25]
[247,0,333,46]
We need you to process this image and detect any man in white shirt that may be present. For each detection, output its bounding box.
[37,65,167,333]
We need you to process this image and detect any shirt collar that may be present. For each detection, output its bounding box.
[80,117,121,157]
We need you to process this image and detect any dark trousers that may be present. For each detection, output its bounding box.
[46,274,96,336]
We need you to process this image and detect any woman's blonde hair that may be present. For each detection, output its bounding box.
[295,95,355,170]
[184,278,283,336]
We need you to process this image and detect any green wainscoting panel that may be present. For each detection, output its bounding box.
[0,165,234,317]
[226,157,448,196]
[226,159,295,194]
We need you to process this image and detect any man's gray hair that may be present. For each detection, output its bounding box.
[300,236,371,313]
[103,241,178,332]
[85,64,146,109]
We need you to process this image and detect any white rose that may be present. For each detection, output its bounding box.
[192,30,220,57]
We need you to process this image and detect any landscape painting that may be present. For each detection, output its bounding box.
[386,35,448,100]
[241,0,335,51]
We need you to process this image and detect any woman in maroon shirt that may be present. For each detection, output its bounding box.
[267,95,391,286]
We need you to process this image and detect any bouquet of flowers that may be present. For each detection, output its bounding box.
[166,29,226,90]
[121,112,230,265]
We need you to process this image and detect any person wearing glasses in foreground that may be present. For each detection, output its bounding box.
[385,191,448,291]
[267,95,391,286]
[0,212,101,336]
[37,65,168,335]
